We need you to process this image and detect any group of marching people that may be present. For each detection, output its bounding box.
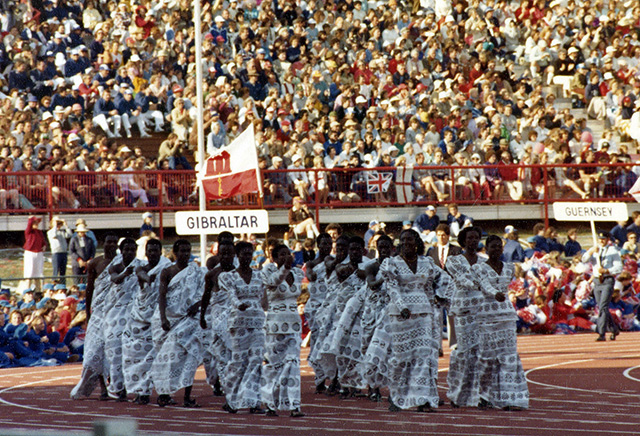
[69,224,529,416]
[70,232,305,417]
[307,227,529,412]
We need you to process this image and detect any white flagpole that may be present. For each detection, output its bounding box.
[193,0,207,264]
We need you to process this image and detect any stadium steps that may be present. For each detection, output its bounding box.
[117,131,168,160]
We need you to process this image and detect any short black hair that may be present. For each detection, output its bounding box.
[119,237,137,250]
[458,227,482,246]
[173,239,191,253]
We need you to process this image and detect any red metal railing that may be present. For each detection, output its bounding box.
[1,162,637,230]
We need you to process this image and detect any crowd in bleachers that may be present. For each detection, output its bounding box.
[0,0,639,209]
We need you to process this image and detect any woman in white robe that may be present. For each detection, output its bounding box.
[381,229,452,412]
[260,244,305,417]
[445,227,484,408]
[219,241,266,414]
[471,235,529,411]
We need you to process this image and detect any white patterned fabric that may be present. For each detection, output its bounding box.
[311,259,367,383]
[202,274,232,388]
[104,257,145,395]
[380,255,452,410]
[151,262,206,395]
[304,261,328,352]
[70,254,121,399]
[445,254,485,407]
[471,261,529,409]
[219,269,265,410]
[260,264,303,411]
[122,256,172,395]
[305,261,330,385]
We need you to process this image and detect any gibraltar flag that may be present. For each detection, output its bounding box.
[199,124,262,200]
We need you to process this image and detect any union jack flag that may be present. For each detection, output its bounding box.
[366,171,393,194]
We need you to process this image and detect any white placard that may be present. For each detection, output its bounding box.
[175,210,269,235]
[552,202,628,222]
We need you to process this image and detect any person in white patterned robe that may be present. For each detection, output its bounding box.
[303,232,333,388]
[326,236,377,396]
[200,241,236,396]
[219,241,266,414]
[307,235,349,394]
[445,227,484,408]
[71,235,119,400]
[151,239,205,408]
[471,235,529,411]
[260,244,305,417]
[122,239,171,405]
[381,229,452,412]
[105,238,144,401]
[308,235,355,395]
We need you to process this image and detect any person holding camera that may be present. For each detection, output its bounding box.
[158,133,192,170]
[47,216,72,279]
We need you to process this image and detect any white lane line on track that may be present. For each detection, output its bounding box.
[525,359,640,398]
[622,365,640,382]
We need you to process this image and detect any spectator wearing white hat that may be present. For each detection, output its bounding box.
[116,88,150,138]
[93,89,123,138]
[288,154,311,201]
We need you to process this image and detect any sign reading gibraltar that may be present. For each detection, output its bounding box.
[552,202,628,222]
[175,210,269,235]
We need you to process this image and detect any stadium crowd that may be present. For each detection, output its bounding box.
[0,0,639,209]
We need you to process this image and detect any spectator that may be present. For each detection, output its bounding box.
[532,223,550,254]
[446,204,473,237]
[47,216,72,280]
[503,225,525,263]
[69,222,95,284]
[288,196,319,241]
[413,205,440,245]
[23,216,46,290]
[140,212,154,236]
[564,228,582,258]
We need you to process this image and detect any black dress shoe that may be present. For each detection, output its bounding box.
[266,408,278,417]
[183,397,201,408]
[213,379,224,396]
[138,395,150,405]
[503,406,525,411]
[610,332,619,341]
[417,403,435,413]
[478,398,493,409]
[290,408,305,418]
[250,407,266,414]
[157,395,171,407]
[315,383,327,394]
[596,335,606,342]
[222,402,238,414]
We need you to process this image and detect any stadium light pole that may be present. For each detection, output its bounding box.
[193,0,207,263]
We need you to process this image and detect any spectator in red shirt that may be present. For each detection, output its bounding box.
[498,151,524,201]
[23,216,47,289]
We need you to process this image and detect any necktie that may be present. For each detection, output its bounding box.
[440,248,446,268]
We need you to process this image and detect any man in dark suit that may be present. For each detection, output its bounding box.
[426,223,463,271]
[426,223,462,360]
[69,223,96,284]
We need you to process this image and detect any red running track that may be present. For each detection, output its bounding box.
[1,333,639,436]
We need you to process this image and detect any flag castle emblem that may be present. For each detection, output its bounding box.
[366,171,393,194]
[200,125,262,200]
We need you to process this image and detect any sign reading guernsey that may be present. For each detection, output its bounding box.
[553,202,629,222]
[175,210,269,235]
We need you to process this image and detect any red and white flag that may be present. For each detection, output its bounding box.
[199,124,262,200]
[366,171,393,194]
[630,176,640,203]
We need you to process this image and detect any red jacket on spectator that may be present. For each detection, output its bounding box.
[498,160,518,181]
[24,216,46,253]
